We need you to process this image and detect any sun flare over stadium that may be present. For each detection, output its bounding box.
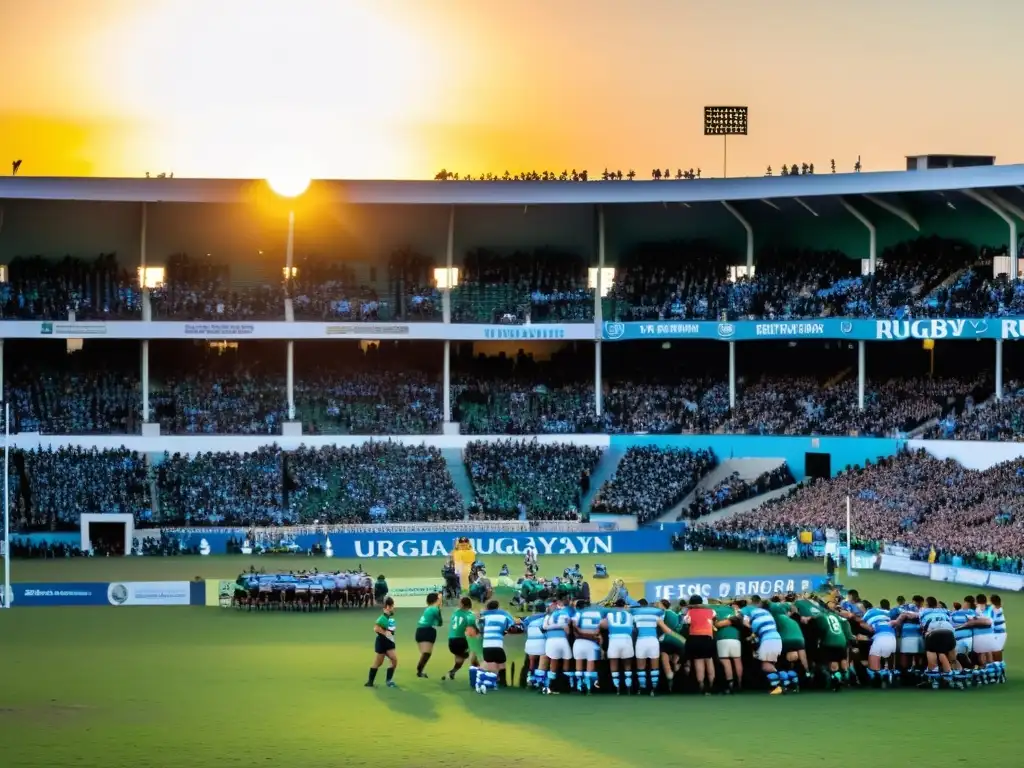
[5,3,1024,767]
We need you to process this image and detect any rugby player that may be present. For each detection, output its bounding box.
[601,598,635,694]
[445,596,477,681]
[950,599,975,687]
[913,596,956,689]
[633,599,673,696]
[414,592,443,678]
[766,596,805,691]
[366,597,398,688]
[740,596,785,695]
[522,601,548,688]
[892,595,924,684]
[684,595,717,695]
[571,599,604,693]
[973,594,998,683]
[712,600,743,693]
[990,594,1007,681]
[540,599,574,694]
[860,599,897,688]
[478,600,517,693]
[658,599,686,692]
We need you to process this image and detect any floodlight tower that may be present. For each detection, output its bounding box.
[703,106,748,178]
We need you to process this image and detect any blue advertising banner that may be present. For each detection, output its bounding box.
[645,573,828,602]
[15,582,110,607]
[178,529,674,558]
[602,318,1016,342]
[13,581,195,607]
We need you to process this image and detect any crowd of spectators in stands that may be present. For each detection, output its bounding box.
[682,464,794,520]
[150,254,285,321]
[464,439,599,519]
[0,255,141,320]
[702,449,1024,569]
[590,446,716,523]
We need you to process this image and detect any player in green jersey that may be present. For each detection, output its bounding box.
[711,601,743,693]
[767,598,809,689]
[367,597,398,688]
[658,599,685,689]
[414,592,444,678]
[814,605,850,690]
[445,596,477,680]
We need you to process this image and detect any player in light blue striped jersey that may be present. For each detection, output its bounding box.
[913,597,955,689]
[521,602,548,689]
[990,594,1007,682]
[741,597,785,695]
[600,598,635,694]
[632,600,671,696]
[540,600,575,694]
[860,599,897,688]
[973,594,998,683]
[949,600,975,688]
[478,600,517,694]
[571,600,605,694]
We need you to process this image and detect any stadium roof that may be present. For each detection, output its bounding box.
[1,164,1024,206]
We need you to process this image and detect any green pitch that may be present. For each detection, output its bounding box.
[0,552,1020,768]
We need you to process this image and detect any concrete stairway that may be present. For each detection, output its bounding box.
[656,457,787,523]
[581,448,627,516]
[443,448,476,519]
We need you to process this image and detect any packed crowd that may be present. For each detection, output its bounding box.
[0,255,141,320]
[704,449,1024,568]
[928,385,1024,441]
[150,254,285,320]
[464,440,600,519]
[590,446,716,523]
[11,446,150,531]
[682,464,794,520]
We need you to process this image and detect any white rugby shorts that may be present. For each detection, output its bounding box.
[572,639,601,662]
[525,639,546,657]
[994,634,1007,652]
[869,633,897,659]
[973,634,998,654]
[544,637,572,661]
[955,637,973,657]
[635,637,660,660]
[607,637,635,659]
[717,639,742,659]
[755,638,782,663]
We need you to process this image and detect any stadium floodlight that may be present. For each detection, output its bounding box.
[703,106,748,178]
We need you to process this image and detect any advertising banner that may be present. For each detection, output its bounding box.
[4,321,595,342]
[206,579,237,607]
[879,555,931,577]
[849,550,878,570]
[177,530,673,557]
[987,572,1024,592]
[14,582,110,607]
[644,573,826,602]
[928,565,991,587]
[383,577,449,608]
[105,581,192,606]
[601,318,1012,342]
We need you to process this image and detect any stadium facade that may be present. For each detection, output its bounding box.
[2,168,1024,470]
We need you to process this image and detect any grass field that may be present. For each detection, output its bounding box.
[0,551,1019,768]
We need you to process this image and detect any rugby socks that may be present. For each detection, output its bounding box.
[637,670,648,691]
[498,669,508,688]
[563,670,573,690]
[469,665,479,688]
[783,670,799,689]
[650,669,660,691]
[926,667,940,689]
[416,653,431,676]
[571,671,582,691]
[766,671,781,692]
[624,670,633,691]
[366,667,379,686]
[585,671,597,691]
[611,671,621,691]
[546,670,557,691]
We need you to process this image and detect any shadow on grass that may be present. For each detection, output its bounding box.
[371,684,440,722]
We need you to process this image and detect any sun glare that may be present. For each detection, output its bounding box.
[267,174,311,198]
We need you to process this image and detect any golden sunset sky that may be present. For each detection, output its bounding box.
[0,0,1018,180]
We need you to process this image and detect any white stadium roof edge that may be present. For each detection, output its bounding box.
[2,164,1024,206]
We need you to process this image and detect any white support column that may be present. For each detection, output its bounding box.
[443,340,451,422]
[721,201,754,271]
[594,341,603,416]
[840,197,876,274]
[595,204,605,325]
[857,341,866,411]
[286,341,295,420]
[974,190,1020,279]
[284,209,296,323]
[728,341,736,409]
[140,203,151,322]
[996,339,1004,401]
[141,339,149,422]
[443,205,455,323]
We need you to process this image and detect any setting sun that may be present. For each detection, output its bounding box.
[267,174,311,198]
